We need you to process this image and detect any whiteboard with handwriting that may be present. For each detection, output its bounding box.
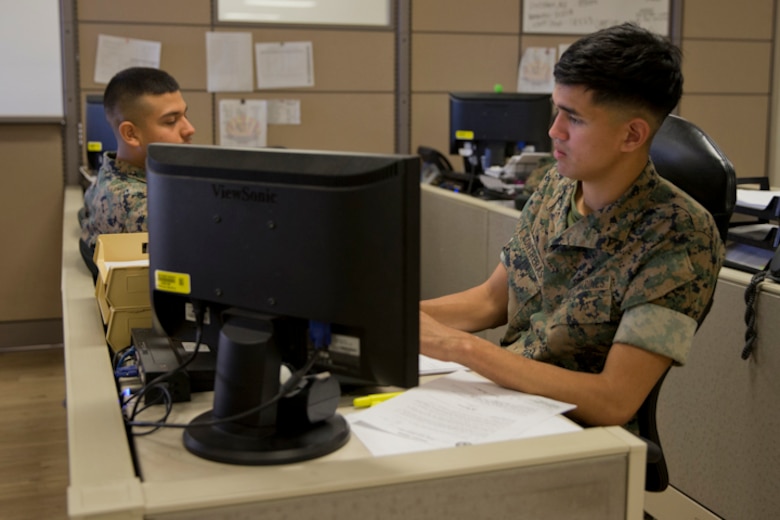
[523,0,670,36]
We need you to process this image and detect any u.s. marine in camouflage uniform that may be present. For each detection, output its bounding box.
[501,161,722,379]
[77,67,194,279]
[79,151,147,250]
[419,23,723,430]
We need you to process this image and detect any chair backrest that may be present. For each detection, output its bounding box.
[639,114,737,493]
[650,114,737,242]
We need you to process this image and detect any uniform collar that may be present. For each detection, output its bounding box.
[104,152,147,181]
[549,161,660,252]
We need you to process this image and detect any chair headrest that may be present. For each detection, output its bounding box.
[649,115,737,241]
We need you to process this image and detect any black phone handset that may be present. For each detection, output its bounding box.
[742,245,780,359]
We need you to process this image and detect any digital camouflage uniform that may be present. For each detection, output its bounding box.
[79,151,148,250]
[500,161,723,374]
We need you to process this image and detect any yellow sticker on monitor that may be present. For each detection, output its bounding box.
[455,130,474,140]
[155,270,191,294]
[86,141,103,152]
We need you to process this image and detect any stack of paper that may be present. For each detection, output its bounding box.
[736,189,780,211]
[348,371,579,457]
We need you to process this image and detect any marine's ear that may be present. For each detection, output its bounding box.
[620,117,652,152]
[117,121,141,147]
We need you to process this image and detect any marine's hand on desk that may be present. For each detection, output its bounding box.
[419,310,478,364]
[421,310,673,427]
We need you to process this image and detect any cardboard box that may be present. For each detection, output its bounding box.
[93,233,152,351]
[105,307,153,352]
[94,232,150,323]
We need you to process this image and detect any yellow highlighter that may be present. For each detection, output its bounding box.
[353,391,404,408]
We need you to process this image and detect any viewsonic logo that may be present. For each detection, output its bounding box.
[211,184,277,203]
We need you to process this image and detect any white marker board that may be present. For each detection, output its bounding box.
[523,0,670,36]
[0,0,64,121]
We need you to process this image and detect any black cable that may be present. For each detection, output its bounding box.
[127,303,206,422]
[130,384,174,436]
[126,346,323,432]
[742,270,768,360]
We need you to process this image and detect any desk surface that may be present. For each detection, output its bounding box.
[62,185,647,520]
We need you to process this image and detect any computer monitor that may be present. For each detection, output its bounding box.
[146,143,420,465]
[449,92,552,175]
[84,94,117,171]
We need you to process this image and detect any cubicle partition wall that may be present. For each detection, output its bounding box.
[74,0,397,163]
[409,0,776,187]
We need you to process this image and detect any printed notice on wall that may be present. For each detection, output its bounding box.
[255,41,314,89]
[94,34,161,84]
[219,99,267,148]
[522,0,670,36]
[517,47,556,93]
[206,32,254,92]
[267,99,301,125]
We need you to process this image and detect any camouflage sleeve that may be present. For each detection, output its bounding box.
[614,303,697,365]
[622,228,723,324]
[616,227,724,364]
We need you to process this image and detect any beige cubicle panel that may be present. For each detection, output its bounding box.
[682,0,774,40]
[210,27,397,153]
[682,40,771,94]
[236,27,395,92]
[0,125,64,327]
[679,95,770,180]
[412,33,520,93]
[215,92,395,153]
[75,3,396,155]
[76,0,211,25]
[410,0,522,163]
[646,270,780,520]
[420,185,517,343]
[412,0,520,33]
[410,33,519,163]
[410,93,451,162]
[409,0,777,183]
[77,23,210,92]
[677,0,775,182]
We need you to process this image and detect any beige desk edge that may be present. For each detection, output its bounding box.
[62,186,145,518]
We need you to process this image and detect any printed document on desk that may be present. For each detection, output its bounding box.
[348,371,579,457]
[418,354,468,375]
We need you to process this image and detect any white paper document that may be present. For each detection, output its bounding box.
[219,99,267,148]
[517,47,556,94]
[736,188,780,210]
[104,259,149,271]
[267,99,301,125]
[255,41,314,89]
[348,371,578,456]
[418,354,467,375]
[206,32,254,92]
[94,34,161,84]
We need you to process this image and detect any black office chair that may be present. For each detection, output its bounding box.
[640,114,737,492]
